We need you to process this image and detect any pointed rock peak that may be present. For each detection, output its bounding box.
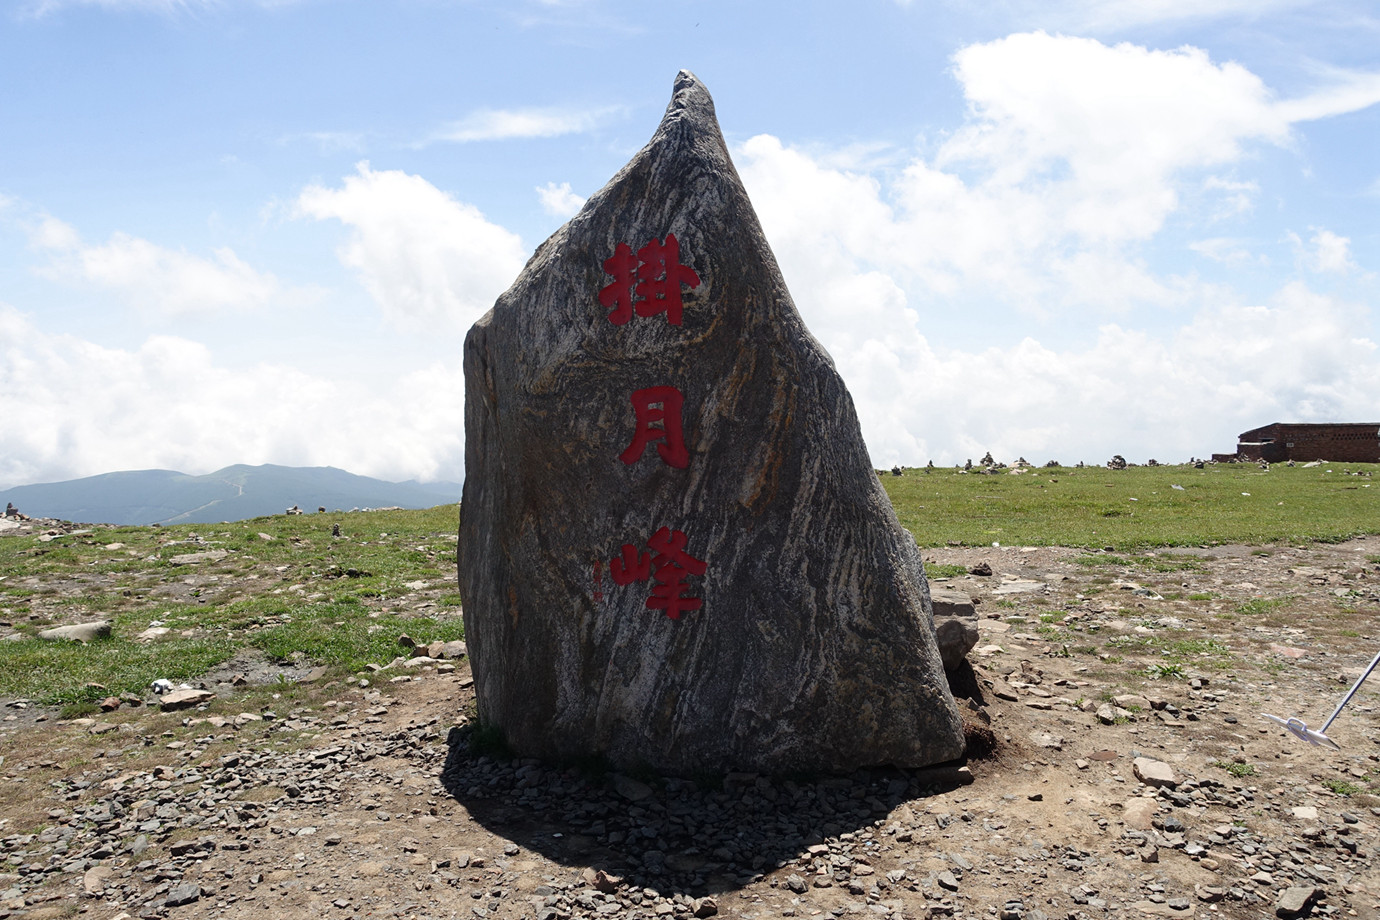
[663,69,717,128]
[631,70,728,177]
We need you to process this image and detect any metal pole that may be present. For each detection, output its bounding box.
[1319,647,1380,734]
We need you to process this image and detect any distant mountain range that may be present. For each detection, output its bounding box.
[0,464,461,526]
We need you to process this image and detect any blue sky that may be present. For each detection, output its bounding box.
[2,0,1378,487]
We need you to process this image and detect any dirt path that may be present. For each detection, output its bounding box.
[2,538,1378,920]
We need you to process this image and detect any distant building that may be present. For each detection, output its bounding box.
[1213,422,1380,463]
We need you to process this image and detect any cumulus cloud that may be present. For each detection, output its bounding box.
[942,34,1289,240]
[1288,227,1357,274]
[1310,229,1356,273]
[428,106,617,143]
[536,181,586,218]
[29,216,292,317]
[0,303,465,489]
[797,283,1379,469]
[731,32,1380,466]
[296,162,527,330]
[737,32,1380,318]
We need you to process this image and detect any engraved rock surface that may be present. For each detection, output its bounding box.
[458,71,963,774]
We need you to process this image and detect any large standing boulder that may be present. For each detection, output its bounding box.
[458,71,964,774]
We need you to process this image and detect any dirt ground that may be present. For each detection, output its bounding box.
[2,537,1378,920]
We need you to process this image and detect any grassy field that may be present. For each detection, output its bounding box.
[882,461,1380,549]
[1,461,1377,708]
[0,506,464,709]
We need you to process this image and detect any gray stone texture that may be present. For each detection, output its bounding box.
[458,71,963,774]
[37,620,111,643]
[930,588,979,671]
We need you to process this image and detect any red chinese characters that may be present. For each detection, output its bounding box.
[598,233,700,326]
[595,234,707,618]
[620,385,689,469]
[607,527,707,620]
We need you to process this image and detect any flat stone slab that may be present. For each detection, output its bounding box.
[1275,886,1322,918]
[1122,797,1157,829]
[159,688,215,711]
[37,621,110,643]
[993,578,1047,595]
[168,549,229,565]
[1133,756,1178,788]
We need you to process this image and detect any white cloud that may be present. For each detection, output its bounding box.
[1061,0,1323,30]
[429,106,616,143]
[1189,237,1261,265]
[732,33,1380,466]
[295,162,527,330]
[283,131,367,155]
[789,282,1380,469]
[942,34,1287,241]
[935,0,1328,31]
[1201,175,1259,220]
[0,303,465,489]
[1289,227,1357,273]
[737,33,1380,318]
[1309,229,1356,273]
[536,181,586,218]
[1275,69,1380,123]
[29,216,292,316]
[23,0,303,15]
[24,0,199,14]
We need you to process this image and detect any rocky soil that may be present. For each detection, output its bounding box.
[2,535,1379,920]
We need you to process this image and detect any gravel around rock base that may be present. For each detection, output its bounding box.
[2,537,1379,920]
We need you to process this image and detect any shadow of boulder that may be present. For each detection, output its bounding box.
[440,726,974,900]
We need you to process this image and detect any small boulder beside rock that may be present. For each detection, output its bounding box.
[930,588,979,671]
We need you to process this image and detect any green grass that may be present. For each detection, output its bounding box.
[1211,760,1257,778]
[884,463,1380,549]
[4,464,1379,706]
[1321,778,1364,796]
[1072,552,1202,572]
[0,633,241,704]
[248,609,465,674]
[1144,662,1186,680]
[924,563,969,579]
[1163,638,1230,658]
[0,505,463,706]
[1236,597,1292,617]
